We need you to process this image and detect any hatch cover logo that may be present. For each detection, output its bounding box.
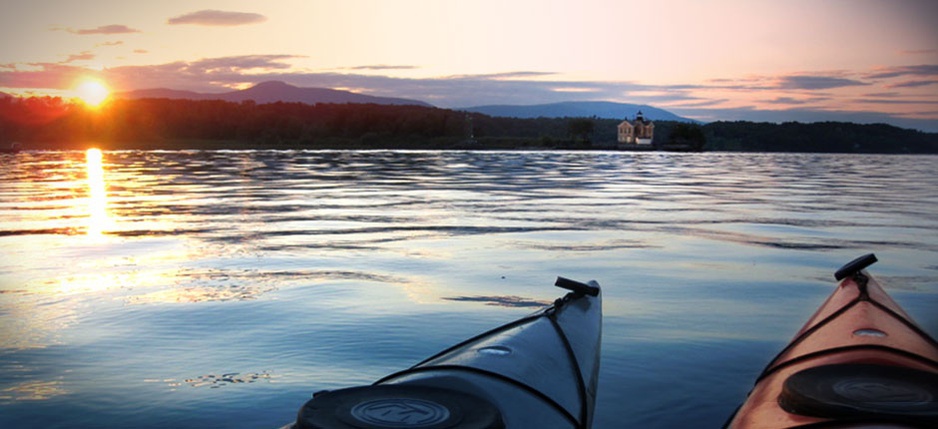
[351,398,451,427]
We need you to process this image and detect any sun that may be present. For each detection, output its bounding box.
[75,79,110,108]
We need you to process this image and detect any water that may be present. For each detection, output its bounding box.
[1,150,937,428]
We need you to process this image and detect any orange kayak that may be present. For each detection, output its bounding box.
[725,254,938,428]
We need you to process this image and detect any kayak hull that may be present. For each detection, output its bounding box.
[289,278,602,429]
[725,255,938,428]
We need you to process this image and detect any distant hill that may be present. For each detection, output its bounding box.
[116,81,431,107]
[458,101,698,123]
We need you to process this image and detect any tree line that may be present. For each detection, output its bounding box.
[1,96,935,153]
[702,120,937,153]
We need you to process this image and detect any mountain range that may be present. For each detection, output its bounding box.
[116,81,432,107]
[115,81,696,123]
[457,101,697,122]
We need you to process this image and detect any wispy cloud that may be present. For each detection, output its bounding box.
[854,98,938,105]
[186,55,299,71]
[767,96,832,105]
[64,51,95,63]
[67,25,140,35]
[658,98,730,109]
[0,63,89,89]
[776,75,868,90]
[346,65,419,71]
[444,71,558,80]
[866,64,938,79]
[704,72,873,92]
[887,80,938,89]
[863,92,901,98]
[96,56,303,91]
[900,49,937,55]
[167,10,267,26]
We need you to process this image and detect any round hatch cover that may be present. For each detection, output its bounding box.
[779,363,938,425]
[296,384,503,429]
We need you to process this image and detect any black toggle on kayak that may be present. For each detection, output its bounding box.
[283,277,602,429]
[724,254,938,428]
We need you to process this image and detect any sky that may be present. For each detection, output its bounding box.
[1,0,937,131]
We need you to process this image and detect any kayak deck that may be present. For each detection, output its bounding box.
[288,277,602,429]
[725,254,938,428]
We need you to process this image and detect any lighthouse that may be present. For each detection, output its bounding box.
[617,111,654,146]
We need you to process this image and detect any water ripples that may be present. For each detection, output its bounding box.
[2,150,938,429]
[3,150,938,298]
[2,152,937,292]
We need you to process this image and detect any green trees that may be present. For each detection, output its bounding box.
[663,123,706,151]
[567,118,595,143]
[702,121,938,153]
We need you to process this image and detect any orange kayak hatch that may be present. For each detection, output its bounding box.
[725,254,938,428]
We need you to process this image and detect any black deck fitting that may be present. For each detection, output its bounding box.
[834,253,878,281]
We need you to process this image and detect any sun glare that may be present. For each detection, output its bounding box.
[76,80,110,108]
[86,148,112,237]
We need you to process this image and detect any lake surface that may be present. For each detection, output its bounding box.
[1,150,937,428]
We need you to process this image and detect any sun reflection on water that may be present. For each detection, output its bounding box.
[85,148,112,238]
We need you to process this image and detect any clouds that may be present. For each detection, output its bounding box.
[1,52,936,132]
[67,24,140,35]
[767,96,832,106]
[864,64,938,92]
[888,80,938,89]
[60,10,267,37]
[346,65,419,72]
[901,49,938,56]
[776,75,868,90]
[64,52,95,63]
[185,55,299,72]
[167,10,267,26]
[866,64,938,79]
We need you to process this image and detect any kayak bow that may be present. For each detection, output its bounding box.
[286,277,602,429]
[725,254,938,428]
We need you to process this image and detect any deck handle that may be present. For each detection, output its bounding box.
[555,277,599,296]
[834,253,878,281]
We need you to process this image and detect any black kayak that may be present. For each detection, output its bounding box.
[283,277,602,429]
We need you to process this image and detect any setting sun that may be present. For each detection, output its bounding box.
[75,79,110,108]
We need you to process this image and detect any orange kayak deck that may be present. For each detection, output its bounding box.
[726,254,938,428]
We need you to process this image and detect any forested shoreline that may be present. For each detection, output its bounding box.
[2,96,936,153]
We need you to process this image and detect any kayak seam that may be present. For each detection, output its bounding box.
[867,298,938,350]
[759,291,938,383]
[549,308,591,429]
[406,290,589,369]
[405,311,550,369]
[758,344,938,382]
[377,364,582,428]
[759,298,861,380]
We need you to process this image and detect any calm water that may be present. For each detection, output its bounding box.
[1,150,937,428]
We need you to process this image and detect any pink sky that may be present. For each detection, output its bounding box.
[1,0,936,130]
